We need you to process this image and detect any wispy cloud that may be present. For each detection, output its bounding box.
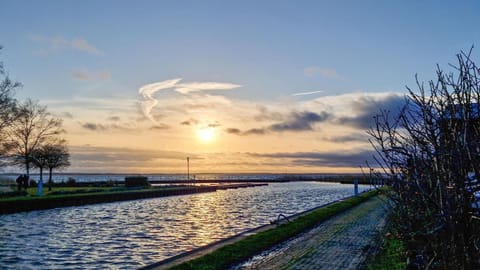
[30,35,103,55]
[292,90,324,96]
[304,66,342,79]
[175,82,241,94]
[70,38,102,55]
[138,78,241,123]
[138,78,182,123]
[72,69,110,81]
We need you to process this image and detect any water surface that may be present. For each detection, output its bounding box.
[0,182,369,269]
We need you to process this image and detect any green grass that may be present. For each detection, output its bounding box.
[0,186,153,202]
[166,190,379,270]
[365,229,407,270]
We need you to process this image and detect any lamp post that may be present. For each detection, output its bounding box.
[187,157,190,183]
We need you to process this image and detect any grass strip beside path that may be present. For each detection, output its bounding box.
[164,189,380,270]
[365,227,407,269]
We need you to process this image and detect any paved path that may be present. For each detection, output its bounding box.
[231,196,388,270]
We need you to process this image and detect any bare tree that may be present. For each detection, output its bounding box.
[31,146,49,190]
[5,99,64,176]
[0,46,21,159]
[41,141,70,190]
[369,48,480,269]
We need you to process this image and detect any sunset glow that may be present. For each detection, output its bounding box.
[197,128,215,143]
[1,1,478,173]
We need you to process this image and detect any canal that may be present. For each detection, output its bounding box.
[0,182,369,269]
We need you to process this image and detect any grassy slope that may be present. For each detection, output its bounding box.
[166,190,379,270]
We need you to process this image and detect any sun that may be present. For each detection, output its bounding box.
[197,128,215,143]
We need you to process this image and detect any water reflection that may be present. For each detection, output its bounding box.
[0,182,369,269]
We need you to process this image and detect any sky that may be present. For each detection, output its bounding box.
[0,0,479,174]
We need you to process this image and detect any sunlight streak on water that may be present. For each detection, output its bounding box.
[0,182,369,269]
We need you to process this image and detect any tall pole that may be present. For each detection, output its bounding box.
[187,157,190,182]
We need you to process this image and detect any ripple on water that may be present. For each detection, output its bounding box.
[0,182,370,269]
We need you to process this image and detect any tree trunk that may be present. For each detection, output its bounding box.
[37,166,43,196]
[48,167,53,191]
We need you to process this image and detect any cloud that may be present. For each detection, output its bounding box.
[138,78,241,123]
[30,35,103,55]
[174,82,241,94]
[181,118,199,126]
[207,122,221,128]
[107,116,120,122]
[53,111,74,119]
[250,150,376,168]
[304,66,342,79]
[71,38,102,55]
[225,128,242,135]
[244,128,267,135]
[72,69,111,81]
[253,105,284,121]
[325,133,370,143]
[80,121,138,132]
[292,90,324,96]
[269,111,331,132]
[82,122,106,131]
[150,124,170,130]
[337,94,406,129]
[68,145,200,172]
[138,78,182,123]
[227,110,331,136]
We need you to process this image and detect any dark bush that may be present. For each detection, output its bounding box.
[29,179,37,187]
[125,176,149,187]
[66,177,76,187]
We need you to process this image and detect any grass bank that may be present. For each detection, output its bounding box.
[148,189,380,270]
[0,185,250,214]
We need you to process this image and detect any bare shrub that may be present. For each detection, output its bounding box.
[369,48,480,269]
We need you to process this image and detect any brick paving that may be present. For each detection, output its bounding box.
[231,196,388,270]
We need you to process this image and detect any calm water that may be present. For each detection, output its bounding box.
[0,182,369,269]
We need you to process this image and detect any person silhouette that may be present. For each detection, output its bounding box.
[23,174,29,191]
[16,175,22,191]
